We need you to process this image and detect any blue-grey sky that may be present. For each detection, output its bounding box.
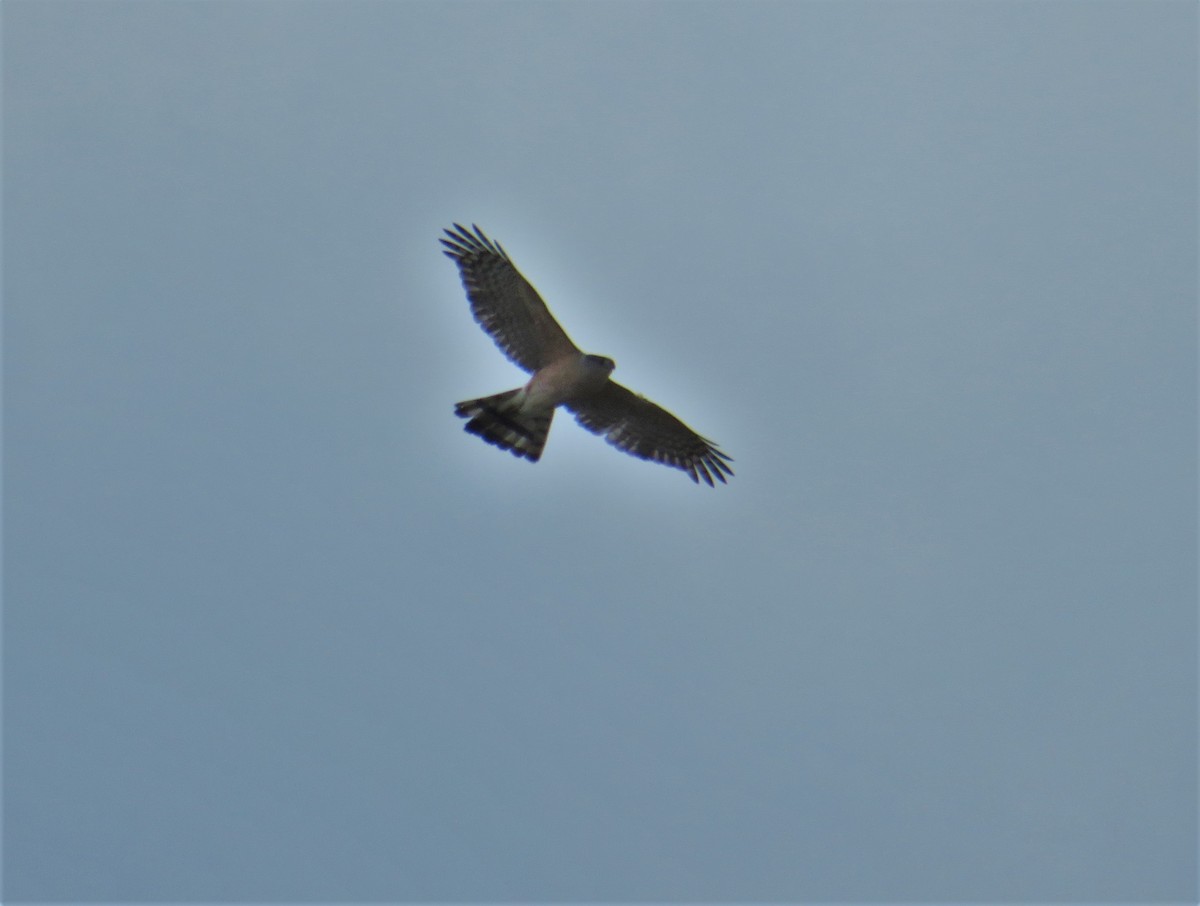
[4,1,1196,903]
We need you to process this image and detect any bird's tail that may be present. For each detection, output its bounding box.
[454,389,554,462]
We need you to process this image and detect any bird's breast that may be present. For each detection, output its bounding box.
[526,355,609,408]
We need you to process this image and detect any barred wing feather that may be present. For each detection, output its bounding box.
[440,224,580,373]
[568,383,733,486]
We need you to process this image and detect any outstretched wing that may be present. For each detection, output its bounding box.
[568,382,734,486]
[440,224,580,373]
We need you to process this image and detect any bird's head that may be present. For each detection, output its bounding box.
[583,354,616,376]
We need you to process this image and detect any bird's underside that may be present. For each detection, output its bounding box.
[440,223,733,486]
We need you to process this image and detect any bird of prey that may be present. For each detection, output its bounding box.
[441,224,734,486]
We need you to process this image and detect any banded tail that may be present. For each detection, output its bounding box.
[454,389,554,462]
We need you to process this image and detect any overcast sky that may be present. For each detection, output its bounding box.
[4,1,1196,903]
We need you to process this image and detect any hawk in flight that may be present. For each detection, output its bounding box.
[441,224,733,486]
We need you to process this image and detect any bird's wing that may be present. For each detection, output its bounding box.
[440,224,580,373]
[568,382,734,486]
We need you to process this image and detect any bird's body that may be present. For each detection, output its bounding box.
[441,224,733,486]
